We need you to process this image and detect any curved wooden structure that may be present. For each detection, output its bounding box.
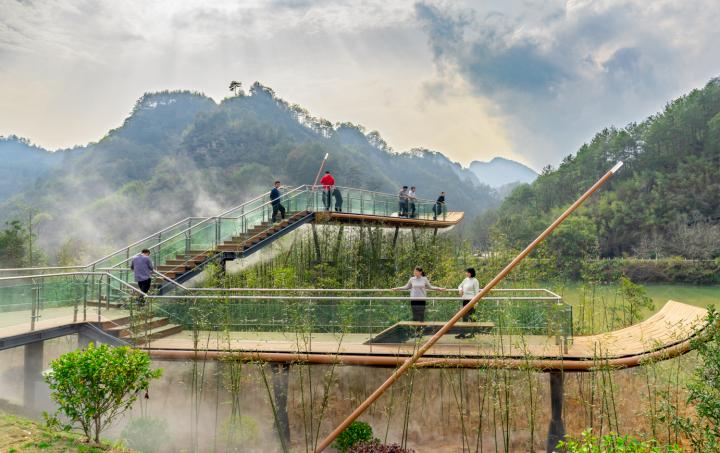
[143,301,708,372]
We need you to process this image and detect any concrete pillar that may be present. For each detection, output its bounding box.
[270,362,291,446]
[78,333,93,349]
[546,371,566,453]
[24,341,44,409]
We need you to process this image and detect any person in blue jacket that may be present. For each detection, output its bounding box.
[270,181,286,222]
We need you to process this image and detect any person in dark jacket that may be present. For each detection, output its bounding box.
[398,186,409,217]
[332,187,343,212]
[433,191,445,220]
[130,248,154,305]
[270,181,286,222]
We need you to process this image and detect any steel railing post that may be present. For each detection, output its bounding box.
[97,274,102,323]
[30,281,38,331]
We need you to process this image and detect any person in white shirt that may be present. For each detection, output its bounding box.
[407,186,417,218]
[392,266,446,336]
[456,267,480,339]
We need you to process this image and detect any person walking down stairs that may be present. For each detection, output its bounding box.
[270,180,286,222]
[320,171,335,211]
[130,249,154,306]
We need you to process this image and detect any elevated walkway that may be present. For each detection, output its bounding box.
[143,301,708,371]
[77,185,462,292]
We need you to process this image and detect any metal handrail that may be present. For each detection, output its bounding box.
[329,185,438,204]
[88,189,276,267]
[108,186,308,269]
[144,294,563,301]
[178,286,561,298]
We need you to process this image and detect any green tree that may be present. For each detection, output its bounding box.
[617,276,654,325]
[0,220,25,267]
[44,343,162,444]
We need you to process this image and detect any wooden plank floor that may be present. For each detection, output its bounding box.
[0,306,130,339]
[147,301,708,362]
[313,211,464,228]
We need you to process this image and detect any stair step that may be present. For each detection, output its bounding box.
[98,316,133,329]
[112,317,170,337]
[87,300,124,309]
[164,259,197,268]
[126,323,183,342]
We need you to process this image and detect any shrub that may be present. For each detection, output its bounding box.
[557,428,680,452]
[44,343,162,444]
[671,307,720,451]
[333,421,374,453]
[348,440,415,452]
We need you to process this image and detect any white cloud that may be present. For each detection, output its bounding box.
[416,0,720,166]
[2,0,718,169]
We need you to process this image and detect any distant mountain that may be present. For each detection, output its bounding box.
[0,84,499,258]
[468,157,538,187]
[0,136,64,200]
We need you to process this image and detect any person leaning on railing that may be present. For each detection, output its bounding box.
[433,191,446,220]
[408,186,417,218]
[398,185,409,217]
[320,171,335,211]
[391,266,447,337]
[456,267,480,339]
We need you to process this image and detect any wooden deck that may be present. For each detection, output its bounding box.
[313,211,464,228]
[145,301,709,371]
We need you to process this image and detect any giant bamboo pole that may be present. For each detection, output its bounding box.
[315,161,624,452]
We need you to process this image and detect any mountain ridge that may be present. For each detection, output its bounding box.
[468,157,538,187]
[0,84,500,260]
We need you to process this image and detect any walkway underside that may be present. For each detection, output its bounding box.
[144,301,708,371]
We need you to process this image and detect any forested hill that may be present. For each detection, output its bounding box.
[0,83,497,260]
[482,78,720,259]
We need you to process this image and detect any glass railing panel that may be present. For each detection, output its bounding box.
[143,291,571,346]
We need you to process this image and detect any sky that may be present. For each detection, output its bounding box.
[1,0,720,170]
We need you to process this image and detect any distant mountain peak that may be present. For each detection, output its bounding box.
[468,157,538,188]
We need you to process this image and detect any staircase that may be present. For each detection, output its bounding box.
[150,211,312,289]
[99,314,182,343]
[217,210,311,252]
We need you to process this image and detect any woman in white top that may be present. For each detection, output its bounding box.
[456,267,480,338]
[392,266,446,333]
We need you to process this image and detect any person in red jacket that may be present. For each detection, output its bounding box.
[319,171,335,211]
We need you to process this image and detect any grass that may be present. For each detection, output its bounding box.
[554,282,720,310]
[0,412,132,453]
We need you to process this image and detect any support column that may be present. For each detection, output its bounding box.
[392,226,400,249]
[24,342,44,409]
[270,363,291,446]
[332,226,344,263]
[311,224,322,263]
[546,371,566,453]
[411,229,417,249]
[78,333,92,349]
